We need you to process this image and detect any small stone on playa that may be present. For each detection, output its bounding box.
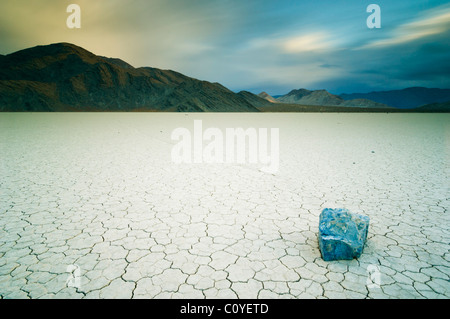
[318,208,370,261]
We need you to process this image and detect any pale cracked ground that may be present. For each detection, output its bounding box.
[0,113,449,299]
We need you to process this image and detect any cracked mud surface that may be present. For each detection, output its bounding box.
[0,113,449,299]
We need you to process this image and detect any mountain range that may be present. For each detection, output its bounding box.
[259,88,450,111]
[0,43,449,112]
[268,89,390,108]
[0,43,262,112]
[340,87,450,109]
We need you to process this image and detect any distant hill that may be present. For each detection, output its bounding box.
[276,88,390,108]
[237,91,272,108]
[277,89,342,106]
[257,103,399,113]
[414,101,450,112]
[340,87,450,109]
[257,92,278,103]
[0,43,259,112]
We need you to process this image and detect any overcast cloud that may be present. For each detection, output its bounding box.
[1,0,449,95]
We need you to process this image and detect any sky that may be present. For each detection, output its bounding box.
[1,0,450,95]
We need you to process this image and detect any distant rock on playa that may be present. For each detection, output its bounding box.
[318,208,370,261]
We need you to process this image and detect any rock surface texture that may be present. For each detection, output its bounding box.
[319,209,370,261]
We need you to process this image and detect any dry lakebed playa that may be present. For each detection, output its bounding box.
[0,112,449,299]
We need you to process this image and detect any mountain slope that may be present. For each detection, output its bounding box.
[414,101,450,112]
[340,99,391,108]
[279,89,343,106]
[277,88,390,108]
[340,87,450,109]
[257,92,278,103]
[238,91,272,108]
[276,89,315,104]
[0,43,259,112]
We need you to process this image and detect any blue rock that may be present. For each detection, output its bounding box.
[318,208,370,261]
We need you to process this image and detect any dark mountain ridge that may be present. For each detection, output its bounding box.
[0,43,260,112]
